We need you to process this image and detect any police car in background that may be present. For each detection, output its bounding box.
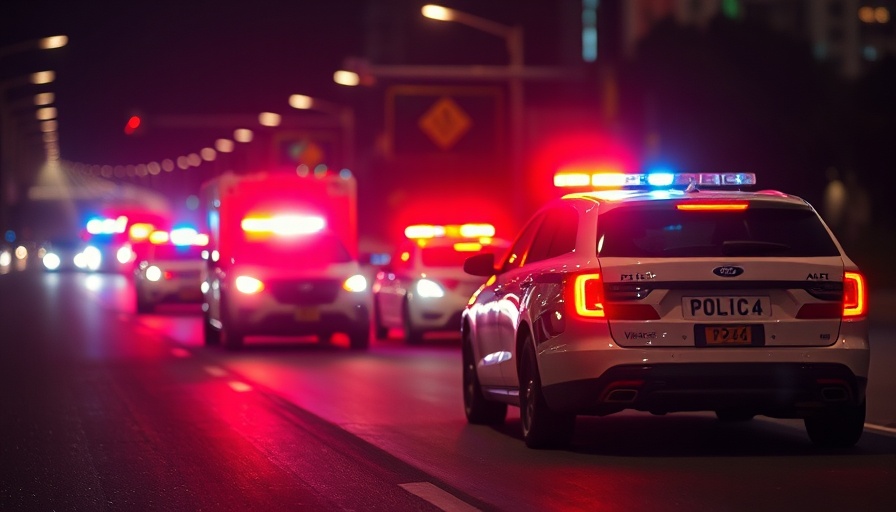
[133,227,207,313]
[461,172,869,449]
[373,224,510,344]
[40,237,94,272]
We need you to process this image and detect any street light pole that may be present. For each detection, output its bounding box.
[0,35,67,233]
[422,4,527,220]
[1,71,57,233]
[288,94,355,170]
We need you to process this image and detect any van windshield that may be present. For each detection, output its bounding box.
[235,232,352,266]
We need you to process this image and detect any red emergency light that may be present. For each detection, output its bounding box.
[404,223,496,240]
[241,214,326,236]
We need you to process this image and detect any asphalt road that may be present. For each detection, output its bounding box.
[2,266,896,511]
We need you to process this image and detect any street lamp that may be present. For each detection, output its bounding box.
[2,69,59,232]
[0,35,68,60]
[288,94,355,170]
[422,4,526,219]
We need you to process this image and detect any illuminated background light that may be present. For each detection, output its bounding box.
[215,139,234,153]
[258,112,281,127]
[333,70,360,87]
[234,128,253,143]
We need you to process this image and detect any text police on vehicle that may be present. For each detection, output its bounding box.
[461,172,869,449]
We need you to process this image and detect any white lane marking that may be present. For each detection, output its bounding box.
[865,423,896,436]
[204,365,228,378]
[399,482,480,512]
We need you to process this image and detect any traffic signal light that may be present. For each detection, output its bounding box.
[124,115,142,135]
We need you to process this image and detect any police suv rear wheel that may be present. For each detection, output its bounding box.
[519,338,575,449]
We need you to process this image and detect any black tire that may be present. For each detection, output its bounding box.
[135,291,154,314]
[403,300,424,345]
[715,410,755,422]
[804,400,866,448]
[519,338,575,449]
[462,333,507,424]
[203,309,220,346]
[221,324,244,350]
[219,293,244,350]
[349,323,370,350]
[372,299,389,340]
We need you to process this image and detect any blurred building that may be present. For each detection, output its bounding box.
[618,0,896,80]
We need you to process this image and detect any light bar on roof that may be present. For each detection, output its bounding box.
[170,227,198,246]
[405,223,496,240]
[405,224,445,239]
[458,223,495,238]
[553,172,757,189]
[148,230,169,244]
[86,215,128,235]
[241,214,326,236]
[129,223,155,241]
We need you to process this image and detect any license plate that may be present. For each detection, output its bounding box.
[294,307,320,322]
[683,296,771,320]
[704,325,752,346]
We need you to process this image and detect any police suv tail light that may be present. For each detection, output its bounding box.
[235,275,264,294]
[416,278,445,298]
[567,273,606,318]
[842,271,867,318]
[343,274,368,293]
[566,273,659,320]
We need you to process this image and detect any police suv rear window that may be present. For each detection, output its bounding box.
[596,203,839,258]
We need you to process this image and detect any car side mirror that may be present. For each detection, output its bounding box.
[463,252,496,277]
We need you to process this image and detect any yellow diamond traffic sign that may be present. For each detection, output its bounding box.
[418,97,472,150]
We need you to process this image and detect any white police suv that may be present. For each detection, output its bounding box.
[372,223,510,344]
[461,172,869,449]
[134,228,207,313]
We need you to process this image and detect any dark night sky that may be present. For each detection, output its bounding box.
[2,0,370,165]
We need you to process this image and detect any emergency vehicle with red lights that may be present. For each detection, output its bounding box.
[372,223,509,344]
[133,227,208,313]
[199,168,370,349]
[81,208,172,273]
[461,171,869,449]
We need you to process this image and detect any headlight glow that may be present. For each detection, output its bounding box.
[145,265,163,282]
[416,278,445,298]
[235,275,264,294]
[343,274,368,293]
[116,245,134,264]
[82,246,102,271]
[42,253,61,270]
